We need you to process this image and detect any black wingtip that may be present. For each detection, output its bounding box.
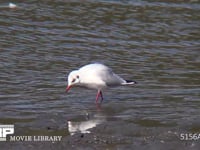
[126,80,137,84]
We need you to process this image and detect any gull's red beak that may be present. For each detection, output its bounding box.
[66,85,72,92]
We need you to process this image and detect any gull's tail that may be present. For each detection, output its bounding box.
[122,80,137,85]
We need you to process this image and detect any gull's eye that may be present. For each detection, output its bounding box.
[76,75,79,79]
[72,78,76,82]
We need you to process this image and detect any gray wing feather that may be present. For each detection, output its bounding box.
[100,68,125,87]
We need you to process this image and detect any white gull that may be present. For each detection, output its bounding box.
[66,63,136,103]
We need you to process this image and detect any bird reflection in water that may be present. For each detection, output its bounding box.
[67,113,105,135]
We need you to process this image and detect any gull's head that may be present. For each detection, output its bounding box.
[66,70,80,92]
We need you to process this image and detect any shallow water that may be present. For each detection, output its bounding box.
[0,0,200,149]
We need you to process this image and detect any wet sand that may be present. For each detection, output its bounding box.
[1,112,200,150]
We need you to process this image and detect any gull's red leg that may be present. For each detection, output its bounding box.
[96,90,103,104]
[96,90,100,103]
[100,91,103,103]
